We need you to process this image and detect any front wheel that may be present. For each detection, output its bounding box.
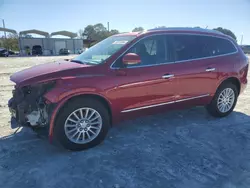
[206,83,238,117]
[54,98,110,151]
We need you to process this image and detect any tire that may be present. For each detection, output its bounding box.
[54,98,110,151]
[206,82,238,117]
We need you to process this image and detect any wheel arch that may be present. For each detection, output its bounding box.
[63,94,113,123]
[49,93,113,141]
[217,77,241,95]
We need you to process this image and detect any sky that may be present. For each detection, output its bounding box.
[0,0,250,44]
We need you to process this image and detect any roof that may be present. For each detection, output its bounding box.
[19,29,49,37]
[114,28,225,38]
[0,27,17,34]
[50,31,77,38]
[147,27,224,35]
[114,32,140,37]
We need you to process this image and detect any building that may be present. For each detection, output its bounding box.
[0,27,84,55]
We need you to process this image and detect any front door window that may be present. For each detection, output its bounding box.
[125,35,174,67]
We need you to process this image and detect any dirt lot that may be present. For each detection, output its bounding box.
[0,56,249,188]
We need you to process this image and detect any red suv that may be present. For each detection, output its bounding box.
[9,28,248,150]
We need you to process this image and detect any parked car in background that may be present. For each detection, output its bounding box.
[9,28,248,151]
[14,51,20,56]
[77,48,88,54]
[0,48,19,57]
[59,48,70,55]
[241,45,250,54]
[0,48,9,57]
[77,48,83,54]
[8,50,15,55]
[32,45,43,55]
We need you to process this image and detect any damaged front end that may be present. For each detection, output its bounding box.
[8,81,56,130]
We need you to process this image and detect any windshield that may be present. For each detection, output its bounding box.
[72,35,136,64]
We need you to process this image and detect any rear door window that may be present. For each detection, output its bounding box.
[173,35,204,61]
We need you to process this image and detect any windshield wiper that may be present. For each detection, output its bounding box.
[70,59,84,64]
[71,59,100,65]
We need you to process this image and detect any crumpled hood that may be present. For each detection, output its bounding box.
[10,61,90,86]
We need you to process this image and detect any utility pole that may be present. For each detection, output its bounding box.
[1,18,7,50]
[240,34,243,45]
[107,22,110,32]
[2,19,7,39]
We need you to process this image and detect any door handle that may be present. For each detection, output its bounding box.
[162,74,174,79]
[206,68,216,72]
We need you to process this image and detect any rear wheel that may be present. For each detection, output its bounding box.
[206,83,238,117]
[54,98,110,151]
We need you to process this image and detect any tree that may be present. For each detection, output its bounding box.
[0,34,19,51]
[83,23,109,42]
[109,29,119,36]
[213,27,237,41]
[132,27,144,32]
[78,29,85,39]
[80,23,120,46]
[24,34,33,38]
[19,34,32,38]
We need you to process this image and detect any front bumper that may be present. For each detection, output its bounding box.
[8,97,27,127]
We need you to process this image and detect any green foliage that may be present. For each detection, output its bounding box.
[213,27,237,41]
[79,23,121,47]
[0,34,19,51]
[109,29,119,36]
[24,34,33,38]
[83,23,109,42]
[132,27,144,32]
[78,29,85,39]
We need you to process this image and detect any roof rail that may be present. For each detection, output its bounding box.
[147,27,223,35]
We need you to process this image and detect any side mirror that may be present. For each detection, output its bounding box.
[122,53,141,65]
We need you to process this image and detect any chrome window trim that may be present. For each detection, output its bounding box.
[121,94,210,113]
[110,33,238,70]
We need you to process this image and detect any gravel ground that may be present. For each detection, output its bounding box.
[0,56,249,188]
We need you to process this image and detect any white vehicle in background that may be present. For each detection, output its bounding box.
[77,47,88,54]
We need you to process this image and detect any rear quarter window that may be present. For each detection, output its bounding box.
[173,35,237,62]
[202,36,237,56]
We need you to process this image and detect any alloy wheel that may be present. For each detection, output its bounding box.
[217,88,235,113]
[64,108,102,144]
